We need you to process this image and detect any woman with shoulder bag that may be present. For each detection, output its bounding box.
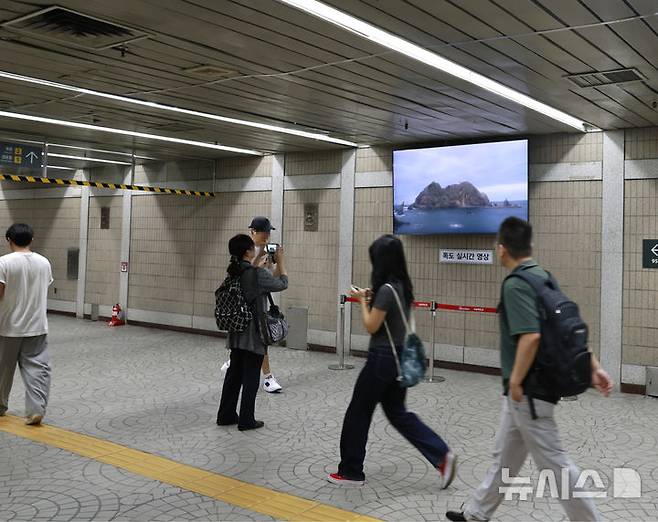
[216,234,288,431]
[328,235,456,487]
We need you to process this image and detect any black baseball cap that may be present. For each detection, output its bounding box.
[249,216,275,232]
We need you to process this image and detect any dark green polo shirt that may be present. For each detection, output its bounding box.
[500,259,548,393]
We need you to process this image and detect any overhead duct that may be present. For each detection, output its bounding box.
[1,6,149,50]
[566,68,645,88]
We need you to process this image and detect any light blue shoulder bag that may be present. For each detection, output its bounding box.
[383,283,427,387]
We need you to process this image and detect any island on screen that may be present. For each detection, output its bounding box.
[393,139,528,235]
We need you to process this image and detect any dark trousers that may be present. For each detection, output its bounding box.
[217,349,264,428]
[338,346,449,481]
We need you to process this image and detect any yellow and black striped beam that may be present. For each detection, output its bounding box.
[0,172,214,197]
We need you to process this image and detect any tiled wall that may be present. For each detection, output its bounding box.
[128,191,271,318]
[625,127,658,160]
[134,160,214,189]
[530,181,602,356]
[528,132,603,163]
[281,189,340,332]
[129,196,200,315]
[215,155,272,178]
[351,135,603,364]
[355,146,392,173]
[285,151,342,176]
[85,196,122,308]
[5,128,657,385]
[0,195,81,302]
[193,191,272,321]
[623,126,658,367]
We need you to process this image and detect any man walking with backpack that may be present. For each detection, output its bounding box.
[447,217,612,522]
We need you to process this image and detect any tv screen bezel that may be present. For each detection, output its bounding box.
[391,137,529,236]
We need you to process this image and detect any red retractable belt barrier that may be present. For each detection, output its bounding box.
[436,303,498,314]
[345,296,496,314]
[338,294,496,382]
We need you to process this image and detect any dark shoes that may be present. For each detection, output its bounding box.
[238,420,264,431]
[445,512,468,521]
[217,411,264,431]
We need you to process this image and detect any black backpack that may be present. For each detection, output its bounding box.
[214,271,253,332]
[503,265,592,412]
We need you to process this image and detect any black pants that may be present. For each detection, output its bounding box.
[338,345,449,481]
[217,349,264,428]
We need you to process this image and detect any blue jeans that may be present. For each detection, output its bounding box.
[338,345,449,480]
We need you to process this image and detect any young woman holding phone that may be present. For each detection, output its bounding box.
[328,234,456,488]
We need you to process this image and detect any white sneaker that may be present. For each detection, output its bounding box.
[438,451,457,490]
[221,360,230,373]
[263,374,282,393]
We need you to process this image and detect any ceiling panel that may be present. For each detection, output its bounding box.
[0,0,656,160]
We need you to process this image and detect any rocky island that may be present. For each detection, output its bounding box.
[410,181,491,209]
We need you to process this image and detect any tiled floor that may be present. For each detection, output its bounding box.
[1,315,657,521]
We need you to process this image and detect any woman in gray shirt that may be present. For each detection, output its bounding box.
[216,234,288,431]
[328,235,455,488]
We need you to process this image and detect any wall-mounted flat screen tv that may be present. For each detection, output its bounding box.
[393,139,528,235]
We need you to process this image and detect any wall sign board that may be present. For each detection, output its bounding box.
[643,240,658,269]
[0,142,42,167]
[439,249,493,265]
[304,203,319,232]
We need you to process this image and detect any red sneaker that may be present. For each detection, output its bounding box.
[327,472,365,487]
[438,452,457,489]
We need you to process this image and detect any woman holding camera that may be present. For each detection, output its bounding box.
[328,235,456,488]
[216,234,288,431]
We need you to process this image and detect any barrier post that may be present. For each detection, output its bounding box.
[425,301,445,383]
[329,294,354,371]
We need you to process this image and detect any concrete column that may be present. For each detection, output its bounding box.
[600,130,624,389]
[337,149,356,348]
[76,185,90,318]
[268,154,285,308]
[119,163,134,319]
[270,154,285,244]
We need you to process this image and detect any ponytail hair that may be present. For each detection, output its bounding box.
[227,234,255,276]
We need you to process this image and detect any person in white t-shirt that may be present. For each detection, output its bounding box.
[0,223,53,425]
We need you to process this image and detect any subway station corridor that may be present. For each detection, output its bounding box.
[1,316,656,521]
[1,1,658,520]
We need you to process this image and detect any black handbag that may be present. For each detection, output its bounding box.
[259,294,288,345]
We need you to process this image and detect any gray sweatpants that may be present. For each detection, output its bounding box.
[0,335,51,417]
[464,396,599,521]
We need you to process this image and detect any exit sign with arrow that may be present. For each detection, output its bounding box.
[643,239,658,269]
[0,141,43,168]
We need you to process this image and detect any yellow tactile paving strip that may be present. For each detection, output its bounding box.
[0,415,380,522]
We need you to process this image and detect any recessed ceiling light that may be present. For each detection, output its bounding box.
[0,110,263,155]
[49,143,157,160]
[42,165,77,171]
[0,134,158,160]
[276,0,597,132]
[48,153,132,165]
[0,70,359,146]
